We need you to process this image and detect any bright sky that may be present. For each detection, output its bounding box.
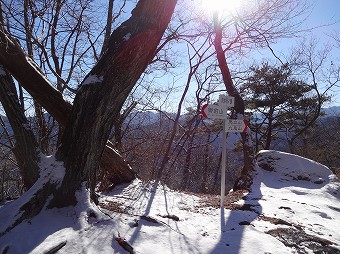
[275,0,340,49]
[244,0,340,106]
[181,0,340,109]
[309,0,340,26]
[96,0,340,109]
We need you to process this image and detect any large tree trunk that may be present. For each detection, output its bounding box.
[51,0,177,207]
[33,101,50,154]
[213,14,255,191]
[0,1,177,235]
[0,65,39,189]
[0,26,134,189]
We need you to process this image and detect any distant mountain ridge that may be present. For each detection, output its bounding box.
[324,106,340,116]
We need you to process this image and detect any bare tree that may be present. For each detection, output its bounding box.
[157,34,213,179]
[0,0,318,227]
[1,0,129,152]
[285,38,339,153]
[0,0,177,235]
[198,0,311,190]
[306,115,340,177]
[0,2,136,193]
[118,0,312,191]
[0,65,39,190]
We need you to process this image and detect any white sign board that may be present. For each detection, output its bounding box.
[218,94,235,107]
[225,119,248,132]
[201,104,228,119]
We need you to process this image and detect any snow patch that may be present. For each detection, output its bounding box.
[82,74,104,86]
[1,151,339,253]
[39,154,65,184]
[0,154,65,234]
[257,150,333,184]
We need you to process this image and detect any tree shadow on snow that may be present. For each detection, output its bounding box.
[112,180,200,253]
[209,179,263,254]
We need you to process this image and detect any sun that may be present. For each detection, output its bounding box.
[200,0,242,16]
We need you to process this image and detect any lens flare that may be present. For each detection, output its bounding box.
[200,0,242,15]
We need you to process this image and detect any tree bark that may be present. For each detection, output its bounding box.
[0,27,134,189]
[0,65,39,189]
[0,29,71,125]
[100,0,115,56]
[51,0,177,207]
[213,13,255,191]
[0,1,177,234]
[33,101,50,154]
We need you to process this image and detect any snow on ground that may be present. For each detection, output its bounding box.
[0,150,339,253]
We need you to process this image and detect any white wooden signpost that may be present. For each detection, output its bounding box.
[201,104,228,119]
[225,119,248,133]
[201,94,248,208]
[218,94,235,107]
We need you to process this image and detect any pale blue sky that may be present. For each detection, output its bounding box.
[304,0,339,42]
[306,1,340,106]
[248,0,340,106]
[118,0,340,108]
[309,0,340,25]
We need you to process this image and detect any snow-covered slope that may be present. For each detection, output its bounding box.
[0,150,339,253]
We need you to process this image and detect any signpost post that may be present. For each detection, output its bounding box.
[201,94,248,208]
[221,121,227,209]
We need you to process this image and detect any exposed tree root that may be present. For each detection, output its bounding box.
[44,240,67,254]
[0,181,56,237]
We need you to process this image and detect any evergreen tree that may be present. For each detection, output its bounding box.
[242,63,326,152]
